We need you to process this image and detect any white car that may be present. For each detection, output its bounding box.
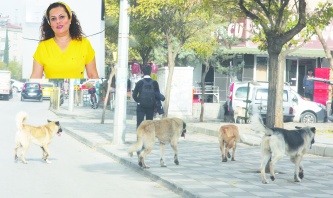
[11,79,24,93]
[291,89,327,123]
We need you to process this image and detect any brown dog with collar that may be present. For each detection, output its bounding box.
[218,124,239,162]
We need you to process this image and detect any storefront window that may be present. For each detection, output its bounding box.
[256,57,268,81]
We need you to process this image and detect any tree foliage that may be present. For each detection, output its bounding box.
[4,29,9,66]
[238,0,307,128]
[0,61,22,80]
[129,0,211,117]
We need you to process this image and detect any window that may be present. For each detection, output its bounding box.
[235,87,248,99]
[255,89,288,102]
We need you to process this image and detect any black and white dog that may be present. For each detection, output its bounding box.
[251,114,316,184]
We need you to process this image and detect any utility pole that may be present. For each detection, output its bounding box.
[113,0,130,145]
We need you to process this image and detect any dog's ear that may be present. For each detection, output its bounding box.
[55,121,60,126]
[47,120,51,123]
[295,126,302,129]
[310,127,316,133]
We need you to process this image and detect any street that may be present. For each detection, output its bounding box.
[0,93,180,198]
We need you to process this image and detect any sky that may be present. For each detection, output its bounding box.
[0,0,24,25]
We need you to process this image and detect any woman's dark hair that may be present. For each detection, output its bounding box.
[40,2,84,41]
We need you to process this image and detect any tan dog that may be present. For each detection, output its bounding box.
[218,124,239,162]
[128,117,186,168]
[233,106,248,123]
[14,111,62,164]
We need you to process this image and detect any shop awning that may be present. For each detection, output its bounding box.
[223,47,327,58]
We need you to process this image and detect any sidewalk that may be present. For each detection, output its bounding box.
[51,103,333,198]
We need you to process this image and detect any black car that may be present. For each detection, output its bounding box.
[21,82,43,101]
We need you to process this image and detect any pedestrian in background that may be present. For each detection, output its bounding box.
[132,66,161,128]
[30,2,99,79]
[303,68,314,101]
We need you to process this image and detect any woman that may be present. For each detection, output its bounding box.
[30,2,99,79]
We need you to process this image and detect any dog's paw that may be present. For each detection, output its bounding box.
[174,159,179,165]
[227,152,231,159]
[294,175,301,182]
[222,158,227,162]
[299,172,304,179]
[45,159,52,164]
[262,180,269,184]
[22,161,28,164]
[270,176,275,181]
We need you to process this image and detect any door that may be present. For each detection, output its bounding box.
[298,59,316,97]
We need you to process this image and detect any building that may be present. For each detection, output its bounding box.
[202,18,332,106]
[0,16,23,64]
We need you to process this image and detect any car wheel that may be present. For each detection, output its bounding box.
[40,97,43,102]
[300,112,316,123]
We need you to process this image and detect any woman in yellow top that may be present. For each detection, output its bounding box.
[30,2,99,79]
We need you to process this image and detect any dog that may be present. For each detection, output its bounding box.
[14,111,62,164]
[251,114,316,184]
[233,106,248,124]
[218,124,239,162]
[128,117,186,168]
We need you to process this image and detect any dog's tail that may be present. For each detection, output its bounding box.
[250,113,273,136]
[127,130,144,157]
[16,111,28,130]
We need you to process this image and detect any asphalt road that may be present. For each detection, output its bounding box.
[0,93,180,198]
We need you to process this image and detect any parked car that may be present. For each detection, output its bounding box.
[230,81,294,122]
[291,89,327,123]
[41,82,55,99]
[21,82,43,102]
[11,79,24,93]
[247,83,295,122]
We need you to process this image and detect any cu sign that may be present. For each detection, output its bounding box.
[227,23,245,38]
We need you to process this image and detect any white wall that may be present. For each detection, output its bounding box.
[22,0,105,79]
[157,66,194,118]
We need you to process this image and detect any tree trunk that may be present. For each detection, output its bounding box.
[101,67,116,124]
[163,35,176,118]
[266,52,284,128]
[315,26,333,100]
[200,61,210,122]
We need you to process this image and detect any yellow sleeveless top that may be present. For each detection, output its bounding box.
[33,37,95,78]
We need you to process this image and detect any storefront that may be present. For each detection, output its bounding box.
[212,18,332,104]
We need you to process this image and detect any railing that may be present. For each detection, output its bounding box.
[193,86,219,103]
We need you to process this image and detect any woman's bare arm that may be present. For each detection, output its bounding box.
[30,60,44,79]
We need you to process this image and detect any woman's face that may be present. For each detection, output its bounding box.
[48,6,71,37]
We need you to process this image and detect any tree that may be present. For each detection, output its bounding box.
[184,21,242,122]
[129,15,162,66]
[238,0,307,128]
[4,28,9,66]
[130,0,210,117]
